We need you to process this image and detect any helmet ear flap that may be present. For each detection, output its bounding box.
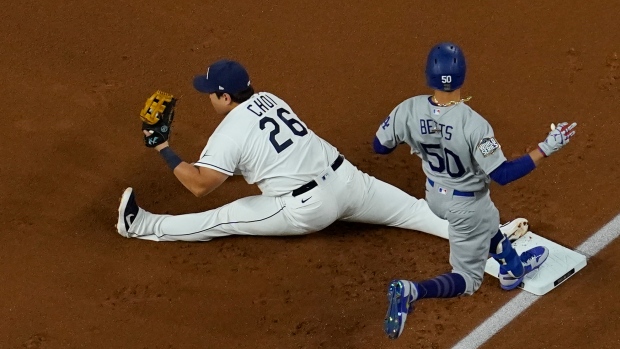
[425,42,467,91]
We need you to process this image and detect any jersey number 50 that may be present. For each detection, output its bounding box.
[420,143,465,178]
[259,108,308,153]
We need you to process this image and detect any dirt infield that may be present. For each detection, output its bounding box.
[2,1,619,348]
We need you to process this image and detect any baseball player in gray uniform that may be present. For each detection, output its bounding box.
[116,59,469,243]
[375,43,577,339]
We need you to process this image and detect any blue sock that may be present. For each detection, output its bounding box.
[489,229,504,254]
[414,273,467,299]
[489,229,524,277]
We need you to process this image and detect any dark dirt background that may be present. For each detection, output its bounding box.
[1,0,619,348]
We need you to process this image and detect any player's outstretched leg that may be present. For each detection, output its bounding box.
[384,273,466,339]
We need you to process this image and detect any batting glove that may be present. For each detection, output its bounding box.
[538,122,577,157]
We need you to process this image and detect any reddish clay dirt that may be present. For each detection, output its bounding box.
[2,1,620,348]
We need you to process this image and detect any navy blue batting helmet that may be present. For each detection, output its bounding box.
[425,42,466,91]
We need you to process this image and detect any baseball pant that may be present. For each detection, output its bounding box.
[126,159,449,241]
[424,179,499,295]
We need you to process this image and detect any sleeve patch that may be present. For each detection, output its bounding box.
[478,137,501,157]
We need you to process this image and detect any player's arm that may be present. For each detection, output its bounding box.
[489,150,541,186]
[489,122,577,185]
[171,160,228,197]
[373,105,407,154]
[373,136,397,154]
[155,142,229,197]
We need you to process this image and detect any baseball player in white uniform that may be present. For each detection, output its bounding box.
[116,59,461,242]
[376,43,577,339]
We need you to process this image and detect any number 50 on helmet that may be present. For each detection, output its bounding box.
[425,42,467,92]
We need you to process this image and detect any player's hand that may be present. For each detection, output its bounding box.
[143,130,169,151]
[537,122,577,156]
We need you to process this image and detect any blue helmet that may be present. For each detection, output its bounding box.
[425,42,467,91]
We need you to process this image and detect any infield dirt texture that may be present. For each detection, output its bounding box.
[1,1,619,348]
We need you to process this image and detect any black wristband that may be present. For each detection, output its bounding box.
[159,147,182,170]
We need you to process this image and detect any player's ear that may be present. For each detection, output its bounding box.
[223,93,233,105]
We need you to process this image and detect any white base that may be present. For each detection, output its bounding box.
[485,231,587,295]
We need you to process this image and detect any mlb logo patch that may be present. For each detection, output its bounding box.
[433,108,441,115]
[438,187,448,195]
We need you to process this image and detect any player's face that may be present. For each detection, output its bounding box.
[209,93,232,115]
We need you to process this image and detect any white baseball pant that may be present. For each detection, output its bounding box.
[126,158,449,242]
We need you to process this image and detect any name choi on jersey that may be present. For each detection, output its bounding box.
[247,95,279,117]
[420,119,453,140]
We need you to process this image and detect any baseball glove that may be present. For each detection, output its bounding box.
[140,90,176,148]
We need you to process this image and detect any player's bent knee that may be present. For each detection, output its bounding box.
[468,277,484,295]
[454,271,482,295]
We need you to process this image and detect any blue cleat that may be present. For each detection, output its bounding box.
[384,279,418,339]
[499,246,549,290]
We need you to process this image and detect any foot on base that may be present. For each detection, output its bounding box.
[499,246,549,290]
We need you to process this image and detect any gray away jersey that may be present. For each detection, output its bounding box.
[376,95,506,192]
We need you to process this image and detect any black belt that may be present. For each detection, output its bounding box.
[427,178,475,197]
[292,155,344,197]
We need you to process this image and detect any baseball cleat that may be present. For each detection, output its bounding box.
[499,218,529,242]
[499,246,549,290]
[384,279,418,339]
[116,187,139,238]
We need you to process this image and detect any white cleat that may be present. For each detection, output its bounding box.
[500,218,529,242]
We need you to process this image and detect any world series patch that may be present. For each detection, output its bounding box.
[478,137,501,157]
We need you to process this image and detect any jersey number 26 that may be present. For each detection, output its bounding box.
[259,108,308,153]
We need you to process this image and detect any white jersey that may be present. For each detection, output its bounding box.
[376,95,507,192]
[194,92,339,196]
